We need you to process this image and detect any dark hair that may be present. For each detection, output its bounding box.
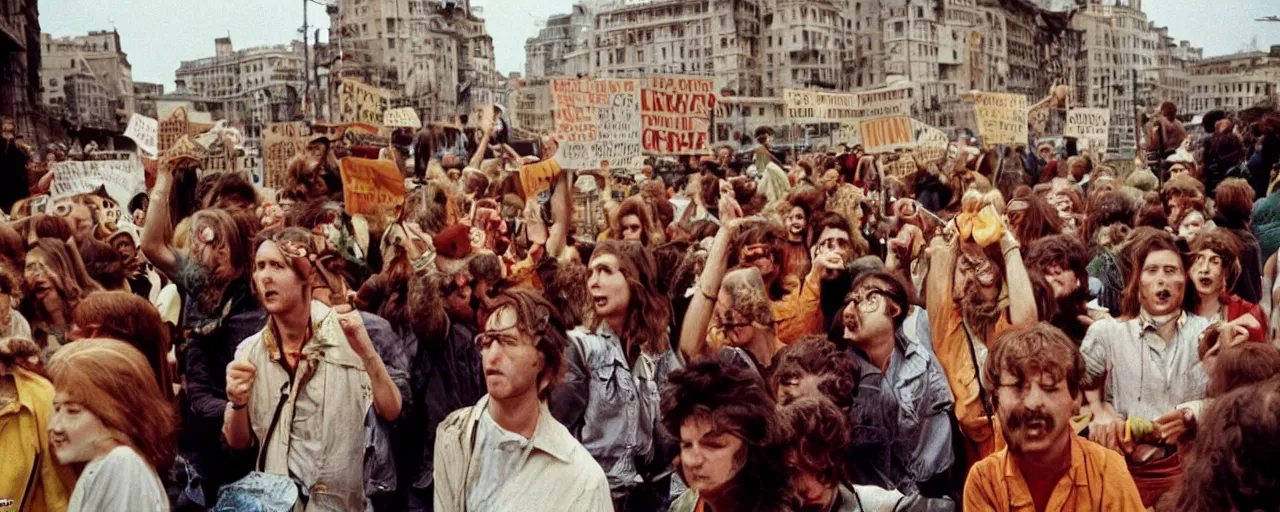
[193,208,253,280]
[1172,377,1280,511]
[615,196,655,246]
[0,222,24,271]
[661,360,794,512]
[1187,230,1244,309]
[781,397,850,490]
[849,271,911,329]
[1081,190,1136,250]
[200,171,259,210]
[536,258,588,328]
[1007,194,1064,248]
[983,323,1085,400]
[485,289,569,399]
[1119,228,1184,318]
[78,239,128,291]
[32,214,74,241]
[769,335,860,411]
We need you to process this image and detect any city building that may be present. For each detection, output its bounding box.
[171,37,306,141]
[39,30,134,130]
[1143,26,1199,118]
[1187,46,1280,118]
[327,0,499,123]
[133,81,165,119]
[525,4,593,79]
[1070,0,1162,154]
[760,0,847,95]
[1,0,43,145]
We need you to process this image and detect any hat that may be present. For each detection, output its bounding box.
[165,135,207,164]
[434,224,473,260]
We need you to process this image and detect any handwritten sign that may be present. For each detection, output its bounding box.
[973,92,1028,145]
[383,107,421,129]
[157,108,190,154]
[49,159,147,209]
[262,122,311,190]
[836,122,861,147]
[124,114,159,157]
[340,157,406,216]
[859,116,913,153]
[1064,108,1110,155]
[551,78,642,170]
[340,79,391,126]
[640,76,713,156]
[784,86,911,124]
[912,119,950,165]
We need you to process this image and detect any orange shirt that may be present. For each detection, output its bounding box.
[929,293,1009,465]
[964,436,1146,512]
[773,271,824,345]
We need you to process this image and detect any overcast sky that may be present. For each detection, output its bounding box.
[41,0,1280,89]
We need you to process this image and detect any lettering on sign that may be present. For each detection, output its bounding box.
[858,116,913,153]
[640,76,714,156]
[340,79,391,126]
[551,78,643,169]
[49,159,147,209]
[1064,108,1110,155]
[124,114,159,156]
[972,92,1029,146]
[784,87,911,124]
[383,107,422,129]
[262,122,311,190]
[340,157,406,216]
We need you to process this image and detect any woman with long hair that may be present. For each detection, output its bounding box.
[663,360,796,512]
[70,291,175,400]
[550,240,678,510]
[47,338,176,511]
[21,238,101,354]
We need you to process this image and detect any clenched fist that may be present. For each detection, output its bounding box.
[226,359,257,408]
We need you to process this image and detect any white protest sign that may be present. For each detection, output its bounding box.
[48,159,147,209]
[383,107,422,129]
[1064,108,1110,155]
[123,114,159,156]
[551,78,643,170]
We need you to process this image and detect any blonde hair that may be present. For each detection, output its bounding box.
[48,338,177,472]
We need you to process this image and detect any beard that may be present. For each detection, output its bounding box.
[958,281,1002,334]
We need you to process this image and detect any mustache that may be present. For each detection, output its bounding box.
[1006,407,1055,433]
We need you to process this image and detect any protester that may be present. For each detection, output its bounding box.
[48,338,176,511]
[781,398,909,512]
[0,336,77,511]
[70,290,175,398]
[964,324,1145,510]
[1186,229,1267,341]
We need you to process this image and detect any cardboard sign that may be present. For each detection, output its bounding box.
[835,122,862,147]
[157,108,190,154]
[1064,108,1110,155]
[640,76,713,156]
[858,116,913,153]
[340,79,391,126]
[551,78,643,170]
[124,114,159,157]
[262,122,311,190]
[383,107,422,129]
[340,157,406,216]
[48,159,147,209]
[784,86,911,124]
[913,119,950,165]
[973,92,1028,145]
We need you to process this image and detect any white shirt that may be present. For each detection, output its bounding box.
[1081,313,1210,420]
[67,445,167,512]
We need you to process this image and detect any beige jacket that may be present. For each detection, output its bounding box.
[433,396,613,512]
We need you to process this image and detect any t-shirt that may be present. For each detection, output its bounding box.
[67,445,168,512]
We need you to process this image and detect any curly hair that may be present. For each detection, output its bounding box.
[660,360,795,512]
[536,257,588,328]
[729,222,790,301]
[589,241,673,355]
[983,323,1085,401]
[1171,376,1280,511]
[781,397,852,491]
[485,289,570,399]
[1187,229,1244,310]
[1082,190,1137,251]
[769,335,860,411]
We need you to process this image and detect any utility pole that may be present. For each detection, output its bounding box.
[303,0,312,121]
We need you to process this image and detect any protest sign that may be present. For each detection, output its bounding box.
[640,76,714,156]
[972,92,1028,145]
[48,159,147,209]
[858,116,913,153]
[784,86,911,124]
[339,157,406,216]
[157,108,190,154]
[835,122,862,147]
[383,107,422,129]
[262,122,311,190]
[1064,108,1110,155]
[551,77,643,170]
[124,114,159,157]
[912,119,950,165]
[340,79,391,126]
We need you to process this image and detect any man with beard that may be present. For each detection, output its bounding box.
[965,324,1144,510]
[1080,228,1211,506]
[926,218,1037,468]
[835,271,954,494]
[1026,234,1098,344]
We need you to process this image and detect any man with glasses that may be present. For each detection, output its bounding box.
[836,271,954,495]
[434,290,610,512]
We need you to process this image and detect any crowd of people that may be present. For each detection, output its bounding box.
[2,101,1280,512]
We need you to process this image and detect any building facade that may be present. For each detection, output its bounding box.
[133,81,165,119]
[1187,46,1280,118]
[172,37,306,141]
[40,30,134,131]
[525,4,593,79]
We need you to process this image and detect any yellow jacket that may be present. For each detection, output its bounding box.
[0,369,77,512]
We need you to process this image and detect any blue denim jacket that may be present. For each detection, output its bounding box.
[549,324,682,494]
[847,329,955,494]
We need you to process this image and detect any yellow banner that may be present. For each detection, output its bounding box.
[340,157,405,216]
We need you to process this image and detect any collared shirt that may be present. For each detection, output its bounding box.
[433,396,613,512]
[774,270,824,345]
[928,290,1011,461]
[964,435,1146,511]
[549,323,682,493]
[847,331,955,493]
[237,301,374,512]
[0,369,76,512]
[1081,313,1210,420]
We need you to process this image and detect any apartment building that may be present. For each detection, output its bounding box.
[0,0,42,144]
[761,0,846,95]
[133,81,165,119]
[328,0,498,123]
[40,30,135,130]
[525,4,593,78]
[1187,46,1280,118]
[1141,26,1200,116]
[1071,0,1161,153]
[173,37,306,140]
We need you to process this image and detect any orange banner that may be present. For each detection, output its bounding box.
[340,157,405,216]
[858,116,913,153]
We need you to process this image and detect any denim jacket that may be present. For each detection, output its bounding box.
[847,330,955,494]
[550,323,682,494]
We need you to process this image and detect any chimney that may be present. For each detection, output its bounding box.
[215,37,233,58]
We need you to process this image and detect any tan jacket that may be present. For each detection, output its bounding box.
[433,396,613,512]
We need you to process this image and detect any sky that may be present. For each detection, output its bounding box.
[39,0,1280,90]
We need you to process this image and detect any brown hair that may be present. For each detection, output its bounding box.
[1082,190,1137,250]
[1172,376,1280,510]
[1206,343,1280,398]
[1213,178,1255,230]
[730,222,790,301]
[983,323,1085,400]
[485,289,569,399]
[0,222,24,271]
[48,338,177,472]
[72,291,174,399]
[191,208,252,281]
[1119,228,1184,319]
[769,335,860,411]
[614,196,655,246]
[1007,194,1063,246]
[782,397,851,489]
[1187,229,1244,303]
[589,241,673,355]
